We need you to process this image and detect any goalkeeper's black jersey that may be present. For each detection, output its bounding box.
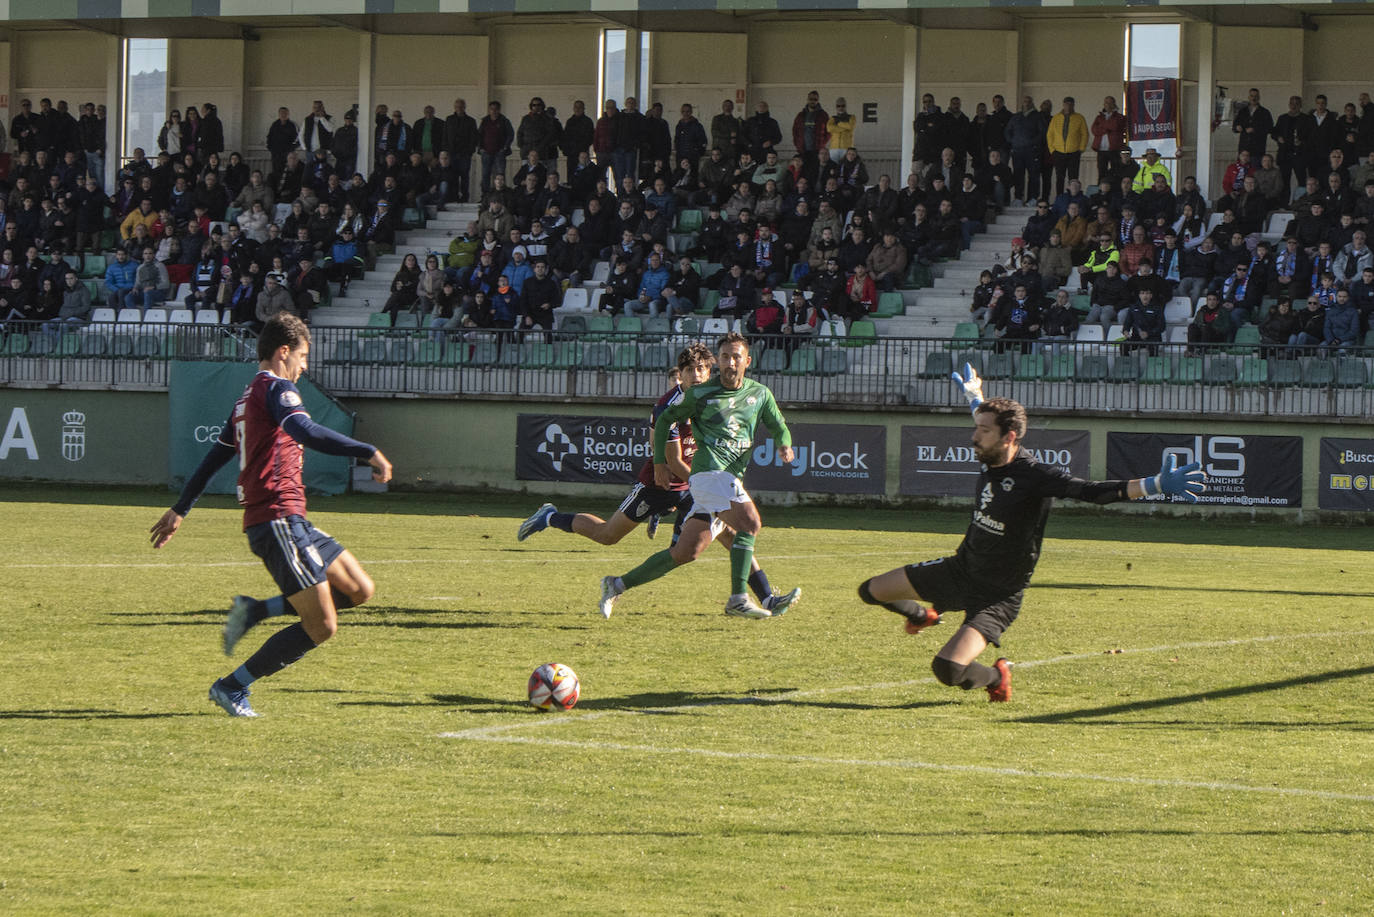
[952,451,1128,597]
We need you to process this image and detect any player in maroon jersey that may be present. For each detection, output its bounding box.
[150,314,392,717]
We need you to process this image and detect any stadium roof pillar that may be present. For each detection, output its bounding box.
[103,35,120,191]
[1192,21,1214,200]
[357,31,375,180]
[900,24,917,176]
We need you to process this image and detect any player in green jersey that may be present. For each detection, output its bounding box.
[598,332,796,619]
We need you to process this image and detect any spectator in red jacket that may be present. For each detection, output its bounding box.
[1090,96,1128,182]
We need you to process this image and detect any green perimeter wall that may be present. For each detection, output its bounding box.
[1,388,1369,517]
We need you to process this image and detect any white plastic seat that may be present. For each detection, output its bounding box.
[220,309,235,324]
[591,261,610,283]
[167,309,194,325]
[142,308,168,323]
[116,308,143,325]
[1163,298,1192,323]
[1205,212,1224,233]
[561,287,589,310]
[700,318,730,336]
[771,289,788,307]
[90,308,117,324]
[1167,326,1189,344]
[1106,323,1125,341]
[1074,324,1105,342]
[194,309,220,324]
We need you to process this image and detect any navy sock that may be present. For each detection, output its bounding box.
[549,512,576,532]
[234,622,318,684]
[748,568,773,602]
[248,594,289,624]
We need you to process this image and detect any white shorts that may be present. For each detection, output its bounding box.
[688,470,751,516]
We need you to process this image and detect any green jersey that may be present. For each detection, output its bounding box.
[653,376,791,479]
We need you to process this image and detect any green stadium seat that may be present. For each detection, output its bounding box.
[388,340,417,364]
[132,334,162,358]
[1202,355,1237,384]
[359,339,389,363]
[675,209,703,233]
[84,280,101,301]
[1301,358,1336,387]
[1227,325,1261,355]
[1076,353,1109,381]
[552,341,580,368]
[983,351,1014,379]
[615,315,643,335]
[79,254,106,279]
[1045,351,1076,381]
[873,292,904,318]
[920,350,954,379]
[55,333,81,357]
[641,343,670,370]
[785,346,818,376]
[610,343,639,371]
[409,340,441,365]
[578,342,613,368]
[674,316,701,335]
[1267,358,1303,386]
[1108,355,1140,382]
[953,351,983,376]
[392,312,421,332]
[361,312,391,337]
[28,333,55,356]
[558,314,588,335]
[1174,356,1204,383]
[948,323,980,350]
[1237,356,1268,385]
[495,341,522,367]
[1336,357,1369,388]
[697,290,720,316]
[521,342,555,368]
[1013,352,1046,380]
[585,313,615,340]
[467,339,499,367]
[438,340,466,366]
[79,333,110,357]
[1141,355,1171,384]
[844,319,878,347]
[330,339,360,364]
[3,332,30,355]
[110,333,135,357]
[818,349,847,376]
[644,316,671,337]
[756,348,788,373]
[1363,329,1374,351]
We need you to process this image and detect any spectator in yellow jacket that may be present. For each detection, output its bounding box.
[1131,147,1173,193]
[119,199,159,242]
[1045,97,1089,199]
[826,98,856,165]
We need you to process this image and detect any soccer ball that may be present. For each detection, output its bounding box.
[527,662,580,711]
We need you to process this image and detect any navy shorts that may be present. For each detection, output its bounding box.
[903,556,1023,648]
[616,482,689,524]
[246,515,345,596]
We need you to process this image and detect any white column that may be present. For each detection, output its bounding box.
[105,35,121,189]
[357,31,375,179]
[623,28,641,103]
[1193,22,1215,200]
[900,24,918,177]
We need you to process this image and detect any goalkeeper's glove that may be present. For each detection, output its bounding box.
[1140,454,1207,503]
[951,362,985,415]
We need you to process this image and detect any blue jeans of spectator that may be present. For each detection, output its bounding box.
[663,294,694,320]
[430,314,461,345]
[480,152,506,193]
[623,296,660,318]
[85,152,105,190]
[1291,331,1321,349]
[125,288,166,313]
[960,219,984,251]
[107,288,134,308]
[612,150,637,192]
[989,183,1007,208]
[416,183,448,210]
[1176,277,1207,307]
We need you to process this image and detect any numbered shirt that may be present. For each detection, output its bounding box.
[654,376,790,480]
[218,370,309,528]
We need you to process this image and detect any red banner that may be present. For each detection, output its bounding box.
[1127,78,1179,143]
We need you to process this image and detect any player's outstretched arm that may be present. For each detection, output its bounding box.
[281,413,379,461]
[951,362,984,416]
[369,449,393,483]
[149,509,183,549]
[1138,454,1207,503]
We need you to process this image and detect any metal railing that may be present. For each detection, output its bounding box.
[4,319,1374,420]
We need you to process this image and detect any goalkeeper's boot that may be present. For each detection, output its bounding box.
[223,595,255,657]
[901,604,942,635]
[208,678,259,718]
[724,594,771,620]
[517,503,556,541]
[763,587,801,616]
[598,576,623,619]
[986,658,1012,703]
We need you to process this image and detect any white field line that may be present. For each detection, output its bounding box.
[440,629,1374,740]
[440,628,1374,804]
[453,734,1374,804]
[0,551,904,570]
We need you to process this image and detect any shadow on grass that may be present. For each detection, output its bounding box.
[429,827,1373,839]
[100,606,576,631]
[1036,581,1374,599]
[0,709,201,720]
[1016,664,1374,726]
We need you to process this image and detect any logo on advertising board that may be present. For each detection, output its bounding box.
[61,411,86,462]
[1318,437,1374,511]
[747,423,886,494]
[898,427,1090,496]
[1106,432,1301,507]
[516,414,650,485]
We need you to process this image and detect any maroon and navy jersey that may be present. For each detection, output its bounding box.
[636,385,694,492]
[217,370,311,528]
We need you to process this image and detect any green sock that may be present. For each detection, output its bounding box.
[730,533,755,595]
[620,549,679,590]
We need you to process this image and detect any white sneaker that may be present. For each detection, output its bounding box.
[724,594,771,619]
[223,595,254,656]
[598,576,623,619]
[763,587,801,617]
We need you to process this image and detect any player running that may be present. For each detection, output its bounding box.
[856,364,1205,702]
[150,314,392,717]
[518,342,799,616]
[599,332,795,620]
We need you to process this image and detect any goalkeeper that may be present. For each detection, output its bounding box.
[855,363,1206,702]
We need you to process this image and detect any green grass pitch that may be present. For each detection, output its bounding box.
[2,486,1372,915]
